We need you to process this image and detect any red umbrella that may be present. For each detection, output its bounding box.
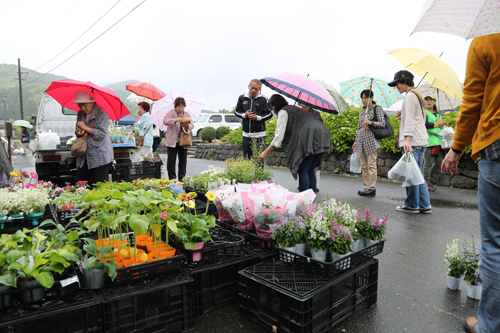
[44,79,130,120]
[126,81,165,101]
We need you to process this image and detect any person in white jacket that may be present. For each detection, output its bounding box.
[389,70,432,214]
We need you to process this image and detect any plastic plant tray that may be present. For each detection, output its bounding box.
[276,240,385,279]
[217,219,276,251]
[111,161,161,182]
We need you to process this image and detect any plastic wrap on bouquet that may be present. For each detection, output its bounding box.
[221,192,247,225]
[294,189,316,214]
[214,185,235,222]
[251,193,288,238]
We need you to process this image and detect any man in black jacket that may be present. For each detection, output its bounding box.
[234,79,273,158]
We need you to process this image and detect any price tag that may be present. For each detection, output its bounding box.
[59,275,80,288]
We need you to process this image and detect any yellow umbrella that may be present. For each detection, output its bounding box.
[388,48,463,100]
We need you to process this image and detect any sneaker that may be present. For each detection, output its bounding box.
[427,182,436,192]
[358,188,376,196]
[420,208,432,214]
[396,206,419,213]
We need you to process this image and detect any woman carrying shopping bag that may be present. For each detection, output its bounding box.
[390,70,432,214]
[352,90,385,196]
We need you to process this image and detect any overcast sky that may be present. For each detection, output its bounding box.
[0,0,472,111]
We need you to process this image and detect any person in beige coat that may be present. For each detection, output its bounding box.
[390,70,431,214]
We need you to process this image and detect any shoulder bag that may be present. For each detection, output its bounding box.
[136,124,153,146]
[71,119,95,158]
[179,125,192,147]
[369,106,394,140]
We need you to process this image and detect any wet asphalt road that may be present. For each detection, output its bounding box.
[184,158,480,333]
[11,155,480,333]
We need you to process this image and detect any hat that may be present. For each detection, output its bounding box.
[73,90,96,103]
[424,95,436,100]
[387,70,414,87]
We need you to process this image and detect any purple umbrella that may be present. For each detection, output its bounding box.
[261,72,339,114]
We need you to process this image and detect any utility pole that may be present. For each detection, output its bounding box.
[18,58,25,120]
[1,91,7,122]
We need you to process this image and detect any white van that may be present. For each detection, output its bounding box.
[192,113,241,137]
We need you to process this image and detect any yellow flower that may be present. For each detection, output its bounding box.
[10,171,20,177]
[206,191,216,202]
[188,192,197,198]
[178,193,187,200]
[19,179,24,184]
[177,207,184,212]
[188,200,196,209]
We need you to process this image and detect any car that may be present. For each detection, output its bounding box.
[192,113,242,137]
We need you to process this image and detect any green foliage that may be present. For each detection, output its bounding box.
[442,112,473,156]
[218,108,233,114]
[222,127,243,146]
[265,117,278,145]
[215,126,230,139]
[224,139,273,183]
[200,126,216,142]
[321,106,360,153]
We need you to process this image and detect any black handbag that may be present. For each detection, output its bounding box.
[369,106,394,140]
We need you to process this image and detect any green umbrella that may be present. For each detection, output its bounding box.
[12,120,33,129]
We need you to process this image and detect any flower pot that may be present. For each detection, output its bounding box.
[188,242,205,262]
[351,238,366,252]
[332,252,353,270]
[278,245,296,263]
[467,284,482,300]
[82,268,106,290]
[123,256,146,267]
[310,249,328,262]
[446,274,465,291]
[27,212,44,217]
[114,257,125,269]
[295,243,306,256]
[0,285,13,309]
[365,239,379,247]
[18,280,45,303]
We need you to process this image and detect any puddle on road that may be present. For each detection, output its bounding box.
[390,197,478,210]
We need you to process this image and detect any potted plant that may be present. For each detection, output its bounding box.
[304,206,331,263]
[82,238,118,289]
[270,215,308,257]
[358,213,388,247]
[329,222,354,264]
[0,234,23,308]
[444,236,465,290]
[462,237,482,299]
[14,226,81,302]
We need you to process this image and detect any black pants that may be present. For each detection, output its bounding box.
[76,160,110,186]
[152,137,161,152]
[167,143,188,181]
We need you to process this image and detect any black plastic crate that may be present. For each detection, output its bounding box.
[217,219,276,251]
[49,204,85,226]
[183,249,259,317]
[98,271,195,333]
[242,241,278,260]
[276,240,385,279]
[111,161,161,182]
[169,226,244,263]
[239,259,378,333]
[0,281,101,333]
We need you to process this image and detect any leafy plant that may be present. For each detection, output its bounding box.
[462,236,481,285]
[222,127,243,146]
[444,236,464,278]
[215,126,230,139]
[270,215,307,248]
[171,212,216,249]
[201,126,216,142]
[82,238,118,281]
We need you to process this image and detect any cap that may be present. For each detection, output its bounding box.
[387,70,414,87]
[424,95,436,100]
[73,90,96,103]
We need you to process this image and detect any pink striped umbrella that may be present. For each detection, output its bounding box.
[261,72,339,114]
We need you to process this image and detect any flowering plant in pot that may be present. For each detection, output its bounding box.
[356,208,388,246]
[444,236,466,291]
[304,204,331,262]
[461,237,482,299]
[270,215,307,249]
[329,222,354,259]
[51,181,89,210]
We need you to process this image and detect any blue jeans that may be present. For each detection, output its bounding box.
[404,146,432,210]
[477,156,500,332]
[298,154,322,192]
[242,136,265,159]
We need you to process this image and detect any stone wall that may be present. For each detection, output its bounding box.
[194,143,479,189]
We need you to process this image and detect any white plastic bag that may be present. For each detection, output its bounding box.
[440,126,455,149]
[221,192,246,223]
[38,130,60,150]
[388,152,425,187]
[402,153,425,187]
[388,153,410,183]
[349,152,362,173]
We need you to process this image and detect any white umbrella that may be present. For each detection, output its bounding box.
[315,80,350,114]
[412,0,500,39]
[417,82,462,112]
[150,92,204,131]
[126,93,154,104]
[388,100,403,111]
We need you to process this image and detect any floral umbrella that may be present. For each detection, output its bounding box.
[412,0,500,39]
[150,92,204,131]
[339,75,403,108]
[417,82,462,112]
